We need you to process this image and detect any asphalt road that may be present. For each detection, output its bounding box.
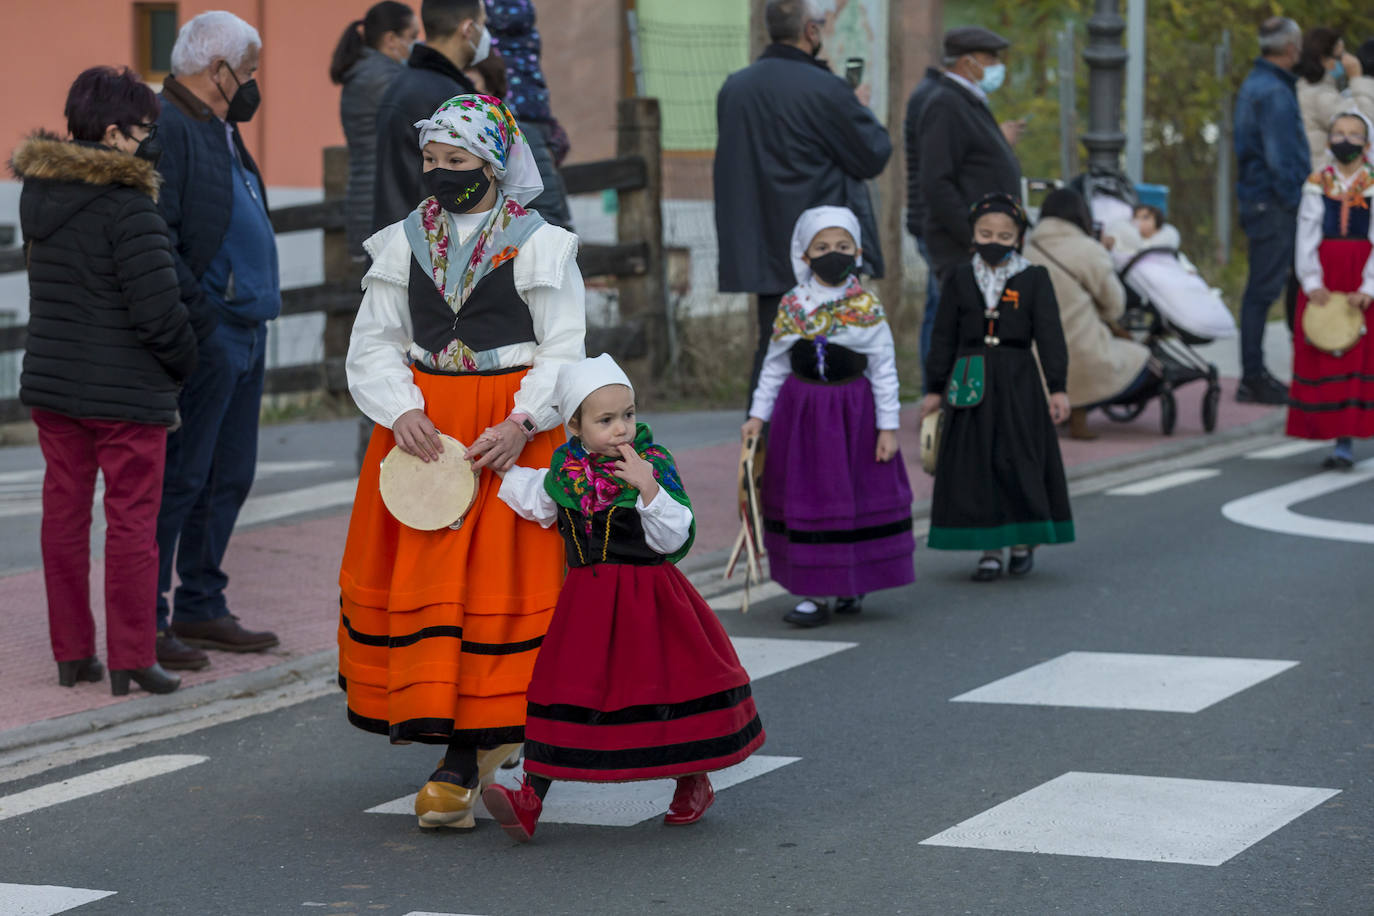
[1,445,1371,915]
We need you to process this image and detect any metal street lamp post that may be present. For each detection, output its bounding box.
[1083,0,1127,172]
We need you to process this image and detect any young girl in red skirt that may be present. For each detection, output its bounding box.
[1289,110,1374,467]
[485,354,765,842]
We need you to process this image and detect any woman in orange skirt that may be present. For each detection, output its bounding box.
[340,95,585,829]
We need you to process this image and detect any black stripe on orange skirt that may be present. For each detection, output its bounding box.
[338,367,566,745]
[522,692,765,782]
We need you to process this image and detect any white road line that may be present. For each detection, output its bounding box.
[234,479,359,527]
[1222,458,1374,543]
[1244,440,1328,460]
[0,884,115,915]
[0,754,207,822]
[1105,468,1221,496]
[730,636,856,681]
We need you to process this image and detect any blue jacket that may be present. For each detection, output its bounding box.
[156,77,273,340]
[1234,58,1310,211]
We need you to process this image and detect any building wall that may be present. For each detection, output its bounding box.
[536,0,624,164]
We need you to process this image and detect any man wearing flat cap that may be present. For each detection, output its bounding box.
[917,26,1024,285]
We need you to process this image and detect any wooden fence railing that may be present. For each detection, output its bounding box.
[0,97,667,423]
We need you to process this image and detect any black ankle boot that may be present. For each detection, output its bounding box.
[57,657,104,687]
[110,663,181,696]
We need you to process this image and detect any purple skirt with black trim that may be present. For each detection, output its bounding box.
[761,374,916,598]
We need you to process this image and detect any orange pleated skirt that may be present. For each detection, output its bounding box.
[338,366,565,745]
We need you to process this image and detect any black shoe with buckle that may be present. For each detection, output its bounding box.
[156,629,211,670]
[171,615,280,653]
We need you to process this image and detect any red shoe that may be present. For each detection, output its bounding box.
[482,780,542,843]
[664,774,715,825]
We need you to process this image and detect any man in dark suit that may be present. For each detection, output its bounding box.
[371,0,485,234]
[918,27,1024,286]
[714,0,892,403]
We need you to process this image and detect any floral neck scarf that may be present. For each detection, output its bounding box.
[544,422,693,561]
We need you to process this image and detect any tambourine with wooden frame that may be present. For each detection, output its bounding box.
[1302,291,1366,357]
[379,433,480,531]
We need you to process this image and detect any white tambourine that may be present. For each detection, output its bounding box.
[378,434,479,531]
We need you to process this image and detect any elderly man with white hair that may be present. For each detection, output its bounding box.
[152,9,281,670]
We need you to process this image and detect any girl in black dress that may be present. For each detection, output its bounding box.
[919,193,1075,581]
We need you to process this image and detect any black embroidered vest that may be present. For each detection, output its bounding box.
[408,256,536,356]
[556,506,665,568]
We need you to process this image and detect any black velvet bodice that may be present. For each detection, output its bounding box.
[556,505,665,568]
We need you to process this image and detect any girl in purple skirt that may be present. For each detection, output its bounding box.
[742,206,915,628]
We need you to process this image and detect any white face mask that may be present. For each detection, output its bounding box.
[469,24,491,66]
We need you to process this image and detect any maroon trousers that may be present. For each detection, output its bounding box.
[33,409,167,670]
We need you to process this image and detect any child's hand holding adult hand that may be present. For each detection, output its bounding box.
[614,444,660,503]
[875,430,898,463]
[393,409,443,462]
[918,393,943,419]
[470,420,525,472]
[741,417,764,442]
[1049,392,1071,425]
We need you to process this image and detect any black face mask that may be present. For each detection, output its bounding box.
[423,164,493,213]
[1331,140,1367,164]
[133,133,163,168]
[809,251,856,285]
[975,242,1015,265]
[217,62,261,123]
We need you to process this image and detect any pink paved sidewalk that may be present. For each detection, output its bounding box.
[0,380,1278,739]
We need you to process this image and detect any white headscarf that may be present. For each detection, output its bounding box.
[413,94,545,205]
[789,206,864,287]
[553,354,634,426]
[1327,108,1374,165]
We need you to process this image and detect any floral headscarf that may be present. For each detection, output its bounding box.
[413,94,544,205]
[544,422,694,563]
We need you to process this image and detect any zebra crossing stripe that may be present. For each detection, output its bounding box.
[0,755,207,823]
[0,883,115,915]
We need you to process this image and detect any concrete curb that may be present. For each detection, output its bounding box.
[0,410,1284,758]
[0,649,338,757]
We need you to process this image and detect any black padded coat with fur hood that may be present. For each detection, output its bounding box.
[12,135,197,426]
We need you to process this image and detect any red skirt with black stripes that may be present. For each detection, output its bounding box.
[1288,239,1374,440]
[522,563,764,782]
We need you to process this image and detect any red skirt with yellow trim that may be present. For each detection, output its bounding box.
[338,366,565,745]
[1288,239,1374,440]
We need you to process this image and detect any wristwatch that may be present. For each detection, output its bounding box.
[509,412,537,442]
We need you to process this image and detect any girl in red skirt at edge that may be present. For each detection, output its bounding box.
[1289,110,1374,467]
[484,354,764,842]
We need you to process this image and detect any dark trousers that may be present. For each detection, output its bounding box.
[747,292,786,413]
[915,235,942,370]
[1238,201,1297,379]
[34,409,166,670]
[156,321,267,629]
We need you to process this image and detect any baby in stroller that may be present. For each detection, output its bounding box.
[1102,204,1238,342]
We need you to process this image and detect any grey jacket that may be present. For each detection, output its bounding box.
[714,44,892,294]
[339,48,404,256]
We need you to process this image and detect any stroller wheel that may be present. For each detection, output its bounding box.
[1103,402,1147,423]
[1160,388,1178,436]
[1202,383,1221,433]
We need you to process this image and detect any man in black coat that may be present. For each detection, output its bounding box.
[918,27,1024,286]
[904,65,943,366]
[714,0,892,403]
[371,0,485,234]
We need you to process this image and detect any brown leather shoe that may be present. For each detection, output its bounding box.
[156,630,210,670]
[171,615,279,652]
[1068,407,1099,440]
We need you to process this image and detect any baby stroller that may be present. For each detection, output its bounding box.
[1070,170,1225,436]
